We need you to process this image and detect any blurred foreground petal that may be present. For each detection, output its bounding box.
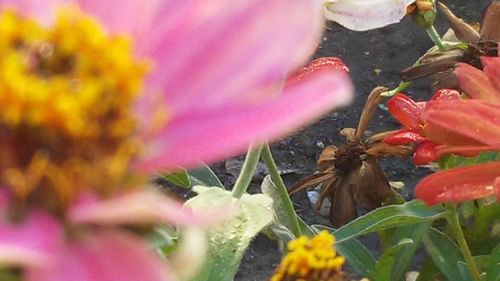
[27,231,173,281]
[69,190,225,226]
[0,212,61,267]
[137,67,353,171]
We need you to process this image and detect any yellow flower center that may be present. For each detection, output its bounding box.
[0,8,150,212]
[271,231,347,281]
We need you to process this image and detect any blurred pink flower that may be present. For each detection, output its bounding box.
[0,0,353,280]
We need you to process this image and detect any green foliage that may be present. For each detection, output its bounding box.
[332,200,445,243]
[160,164,224,189]
[438,152,500,170]
[423,227,467,281]
[185,186,273,281]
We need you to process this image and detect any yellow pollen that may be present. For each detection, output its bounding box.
[0,8,149,138]
[0,8,151,212]
[270,231,347,281]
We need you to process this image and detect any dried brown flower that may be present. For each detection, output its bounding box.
[289,87,412,227]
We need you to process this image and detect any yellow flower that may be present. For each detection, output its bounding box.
[0,7,148,208]
[271,231,348,281]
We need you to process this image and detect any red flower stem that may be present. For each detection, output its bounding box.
[445,204,481,281]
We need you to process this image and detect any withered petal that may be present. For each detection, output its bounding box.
[353,157,395,210]
[366,142,413,158]
[480,0,500,42]
[330,176,357,228]
[432,69,459,91]
[315,176,339,210]
[356,87,387,140]
[317,145,338,171]
[401,49,465,81]
[438,2,480,44]
[289,172,336,195]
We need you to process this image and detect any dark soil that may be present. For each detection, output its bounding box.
[213,1,490,280]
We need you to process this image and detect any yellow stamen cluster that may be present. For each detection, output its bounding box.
[0,8,148,138]
[0,8,150,211]
[271,231,347,281]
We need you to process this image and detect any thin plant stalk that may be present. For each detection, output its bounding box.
[261,143,302,237]
[232,144,263,199]
[445,204,481,281]
[425,25,445,51]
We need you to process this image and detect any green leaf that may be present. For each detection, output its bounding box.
[312,224,376,279]
[423,227,465,281]
[439,152,500,170]
[374,239,414,281]
[457,261,473,281]
[388,223,430,281]
[333,200,446,243]
[487,244,500,281]
[188,164,224,188]
[148,226,179,255]
[261,176,314,238]
[160,169,191,188]
[416,258,442,281]
[185,186,273,281]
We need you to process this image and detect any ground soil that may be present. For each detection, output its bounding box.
[210,1,491,280]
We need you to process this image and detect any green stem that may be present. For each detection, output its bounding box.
[381,81,412,97]
[425,25,445,51]
[232,144,263,199]
[446,204,481,281]
[261,143,302,237]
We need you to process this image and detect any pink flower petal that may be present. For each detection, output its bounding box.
[0,0,71,25]
[455,62,500,103]
[69,190,222,226]
[416,161,500,205]
[137,68,353,171]
[27,230,173,281]
[324,0,414,31]
[144,0,324,114]
[76,0,163,40]
[0,212,61,267]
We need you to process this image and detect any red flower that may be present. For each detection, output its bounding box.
[413,56,500,205]
[383,89,463,164]
[416,161,500,205]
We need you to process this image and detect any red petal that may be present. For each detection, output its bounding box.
[387,93,423,130]
[287,57,349,82]
[481,56,500,93]
[423,100,500,149]
[416,161,500,205]
[430,89,461,101]
[455,63,500,102]
[413,141,439,165]
[383,128,426,145]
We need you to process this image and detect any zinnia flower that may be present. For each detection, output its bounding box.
[0,0,353,280]
[270,230,347,281]
[323,0,415,31]
[414,57,500,206]
[290,87,411,227]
